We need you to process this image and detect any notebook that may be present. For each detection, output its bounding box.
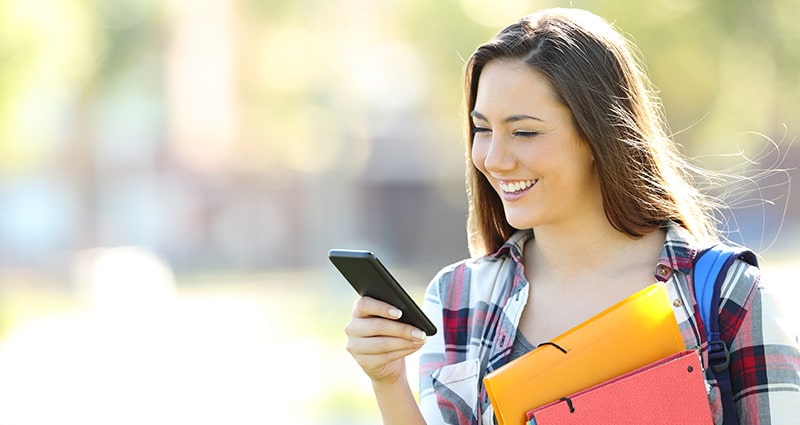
[484,283,685,425]
[526,350,712,424]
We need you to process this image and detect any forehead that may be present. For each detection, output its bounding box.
[473,59,567,120]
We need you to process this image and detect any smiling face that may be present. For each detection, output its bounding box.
[470,59,603,232]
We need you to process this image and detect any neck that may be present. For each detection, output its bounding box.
[524,219,664,283]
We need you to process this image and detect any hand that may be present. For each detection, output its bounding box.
[345,296,427,384]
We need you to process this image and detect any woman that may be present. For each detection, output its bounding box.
[345,8,800,425]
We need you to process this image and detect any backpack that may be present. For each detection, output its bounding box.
[692,244,759,425]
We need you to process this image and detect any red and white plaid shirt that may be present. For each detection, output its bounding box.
[418,224,800,425]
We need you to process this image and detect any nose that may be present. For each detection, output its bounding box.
[482,135,515,172]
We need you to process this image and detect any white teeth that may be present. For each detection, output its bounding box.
[500,179,536,193]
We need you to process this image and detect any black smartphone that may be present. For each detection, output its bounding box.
[328,249,437,336]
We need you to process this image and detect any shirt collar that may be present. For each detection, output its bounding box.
[490,229,533,263]
[486,223,698,279]
[656,223,698,277]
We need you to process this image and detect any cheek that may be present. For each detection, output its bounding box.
[471,141,487,173]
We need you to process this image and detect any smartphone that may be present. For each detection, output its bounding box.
[328,249,437,336]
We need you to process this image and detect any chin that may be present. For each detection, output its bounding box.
[504,215,537,231]
[502,201,545,230]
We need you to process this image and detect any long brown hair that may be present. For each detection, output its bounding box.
[463,8,718,256]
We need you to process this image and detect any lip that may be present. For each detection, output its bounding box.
[497,179,537,200]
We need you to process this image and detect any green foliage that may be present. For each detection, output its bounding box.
[1,0,796,170]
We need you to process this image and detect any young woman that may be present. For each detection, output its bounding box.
[345,8,800,425]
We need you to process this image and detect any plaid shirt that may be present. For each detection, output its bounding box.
[418,224,800,425]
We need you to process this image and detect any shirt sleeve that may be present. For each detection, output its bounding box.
[417,267,488,425]
[418,274,447,424]
[728,262,800,425]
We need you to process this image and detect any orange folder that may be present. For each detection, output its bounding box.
[484,283,685,425]
[525,350,712,424]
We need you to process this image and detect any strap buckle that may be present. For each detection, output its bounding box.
[707,339,730,374]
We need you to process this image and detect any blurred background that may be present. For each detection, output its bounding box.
[0,0,797,424]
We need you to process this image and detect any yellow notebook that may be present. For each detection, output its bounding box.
[484,283,685,425]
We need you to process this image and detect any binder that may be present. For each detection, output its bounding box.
[484,283,685,425]
[526,350,712,424]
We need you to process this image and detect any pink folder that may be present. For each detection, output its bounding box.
[526,350,712,425]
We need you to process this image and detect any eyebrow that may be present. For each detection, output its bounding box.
[470,110,544,123]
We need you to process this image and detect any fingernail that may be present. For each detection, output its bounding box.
[389,308,403,319]
[412,330,426,340]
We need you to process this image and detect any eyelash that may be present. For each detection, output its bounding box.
[514,131,539,138]
[471,127,539,138]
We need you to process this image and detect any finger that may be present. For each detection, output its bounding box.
[352,296,404,320]
[347,334,425,356]
[345,316,427,342]
[351,346,424,372]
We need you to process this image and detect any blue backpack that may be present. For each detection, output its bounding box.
[693,244,759,425]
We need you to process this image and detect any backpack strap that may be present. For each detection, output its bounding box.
[693,244,758,425]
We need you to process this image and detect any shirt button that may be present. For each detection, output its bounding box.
[673,298,683,307]
[656,265,671,278]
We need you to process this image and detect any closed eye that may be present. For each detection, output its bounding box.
[513,130,539,138]
[472,126,491,134]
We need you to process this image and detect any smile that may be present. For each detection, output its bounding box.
[499,179,537,193]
